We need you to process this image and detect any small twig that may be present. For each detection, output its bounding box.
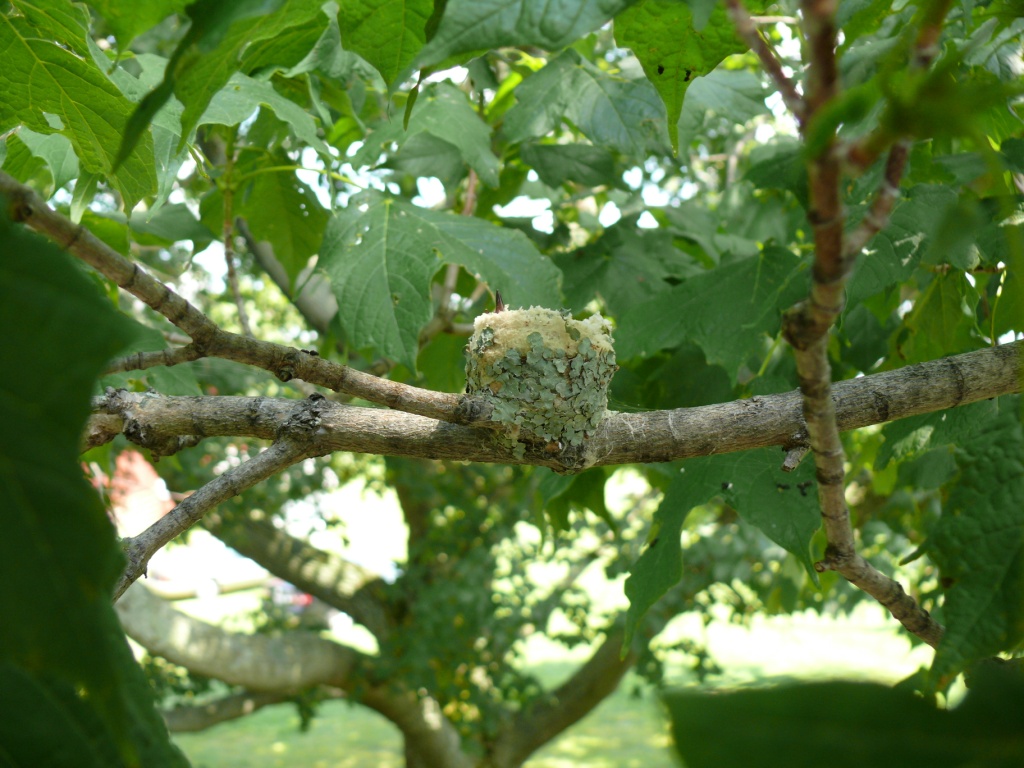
[423,170,481,347]
[105,345,203,375]
[0,171,462,423]
[725,0,806,126]
[781,444,810,472]
[221,144,253,336]
[844,143,908,258]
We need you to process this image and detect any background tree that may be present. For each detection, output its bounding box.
[1,0,1023,766]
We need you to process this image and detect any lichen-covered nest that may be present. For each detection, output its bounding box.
[465,306,617,458]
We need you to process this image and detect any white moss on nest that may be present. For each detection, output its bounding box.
[465,306,617,458]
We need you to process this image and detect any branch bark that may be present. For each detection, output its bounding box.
[0,170,460,423]
[89,340,1022,471]
[162,690,295,733]
[491,626,636,766]
[112,394,337,600]
[778,0,948,647]
[203,510,395,641]
[116,582,362,692]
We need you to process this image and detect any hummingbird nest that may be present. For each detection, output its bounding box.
[464,305,617,461]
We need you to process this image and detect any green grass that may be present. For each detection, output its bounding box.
[173,605,930,767]
[175,666,673,768]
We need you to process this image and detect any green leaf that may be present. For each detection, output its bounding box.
[898,272,982,364]
[665,677,1024,768]
[745,137,808,206]
[520,142,617,188]
[625,449,820,646]
[675,67,769,151]
[616,245,807,382]
[929,399,1024,683]
[355,82,500,186]
[199,71,331,155]
[0,14,157,209]
[415,0,636,69]
[339,0,432,87]
[118,0,324,163]
[536,468,610,530]
[86,0,191,48]
[875,399,1001,472]
[10,0,94,53]
[552,219,683,315]
[614,0,752,153]
[235,158,331,287]
[319,190,562,370]
[0,207,185,766]
[847,185,958,305]
[503,49,669,158]
[14,127,80,191]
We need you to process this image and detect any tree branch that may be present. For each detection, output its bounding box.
[725,0,805,125]
[781,0,944,647]
[88,340,1022,472]
[162,690,295,733]
[112,395,334,600]
[203,510,395,641]
[492,626,635,766]
[104,345,204,375]
[116,582,363,692]
[0,171,460,422]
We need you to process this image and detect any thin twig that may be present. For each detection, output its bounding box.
[112,393,332,600]
[0,171,462,422]
[221,144,253,336]
[725,0,806,126]
[105,345,203,375]
[844,143,908,258]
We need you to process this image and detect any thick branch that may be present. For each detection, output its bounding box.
[116,583,362,692]
[203,510,394,641]
[358,687,474,768]
[88,341,1022,471]
[492,626,635,766]
[0,171,460,423]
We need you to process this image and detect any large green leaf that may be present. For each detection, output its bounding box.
[339,0,432,87]
[675,67,770,151]
[898,272,982,364]
[319,190,562,370]
[117,0,324,164]
[86,0,191,48]
[552,219,685,315]
[0,208,185,765]
[199,71,332,155]
[665,677,1024,768]
[519,142,618,188]
[354,82,500,186]
[624,449,820,646]
[503,49,669,158]
[616,245,807,382]
[415,0,637,69]
[0,14,157,208]
[929,398,1024,684]
[615,0,753,153]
